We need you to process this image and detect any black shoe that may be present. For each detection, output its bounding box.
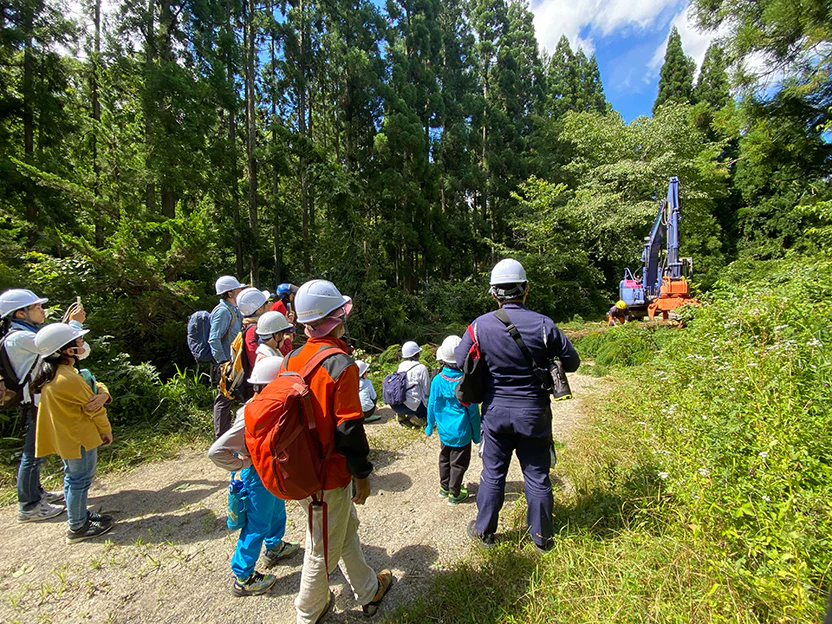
[534,539,553,554]
[89,511,114,523]
[466,519,495,549]
[66,516,115,544]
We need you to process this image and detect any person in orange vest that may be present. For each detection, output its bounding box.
[287,279,393,623]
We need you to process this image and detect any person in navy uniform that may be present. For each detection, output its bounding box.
[455,259,580,552]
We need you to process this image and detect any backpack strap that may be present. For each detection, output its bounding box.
[299,346,345,380]
[494,308,540,372]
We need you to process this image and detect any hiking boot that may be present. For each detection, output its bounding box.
[66,516,114,543]
[364,413,382,423]
[361,569,393,617]
[315,590,334,623]
[438,486,449,498]
[17,501,64,523]
[534,540,554,554]
[42,489,65,505]
[232,571,277,597]
[447,487,469,506]
[466,519,495,549]
[262,540,300,568]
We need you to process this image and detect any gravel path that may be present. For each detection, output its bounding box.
[0,373,603,624]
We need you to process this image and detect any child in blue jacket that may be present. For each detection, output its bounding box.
[426,335,481,505]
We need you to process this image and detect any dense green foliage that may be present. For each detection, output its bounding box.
[386,254,832,622]
[653,27,696,113]
[0,0,828,371]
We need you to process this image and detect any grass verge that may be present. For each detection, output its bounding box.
[385,254,832,623]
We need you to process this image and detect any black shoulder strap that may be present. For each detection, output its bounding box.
[494,308,539,372]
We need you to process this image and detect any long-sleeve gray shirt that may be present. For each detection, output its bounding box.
[207,406,251,472]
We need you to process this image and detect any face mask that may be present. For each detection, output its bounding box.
[74,342,91,361]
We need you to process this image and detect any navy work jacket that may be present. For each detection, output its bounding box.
[454,302,580,407]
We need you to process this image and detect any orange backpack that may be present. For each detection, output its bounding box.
[244,345,343,500]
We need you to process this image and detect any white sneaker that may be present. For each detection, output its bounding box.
[17,501,65,523]
[42,490,65,505]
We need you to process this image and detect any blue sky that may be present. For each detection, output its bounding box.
[531,0,722,122]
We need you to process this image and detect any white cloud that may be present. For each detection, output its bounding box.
[646,6,730,81]
[532,0,683,56]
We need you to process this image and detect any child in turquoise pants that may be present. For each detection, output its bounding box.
[208,356,301,596]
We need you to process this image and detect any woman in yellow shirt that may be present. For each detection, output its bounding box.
[31,323,114,543]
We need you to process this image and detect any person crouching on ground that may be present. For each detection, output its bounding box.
[290,279,392,623]
[30,323,114,543]
[356,360,380,423]
[426,335,481,506]
[254,311,292,363]
[391,341,430,427]
[208,356,301,597]
[607,300,629,326]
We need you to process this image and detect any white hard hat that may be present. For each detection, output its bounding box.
[256,311,292,336]
[402,341,421,359]
[295,280,352,324]
[237,288,271,316]
[355,360,370,377]
[247,356,284,385]
[34,323,89,357]
[215,275,246,295]
[435,335,462,364]
[0,289,48,318]
[490,259,527,285]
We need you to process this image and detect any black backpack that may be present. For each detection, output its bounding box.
[0,330,24,410]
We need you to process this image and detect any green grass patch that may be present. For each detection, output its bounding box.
[386,255,832,622]
[0,365,214,506]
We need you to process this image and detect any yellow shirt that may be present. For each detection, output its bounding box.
[35,365,112,460]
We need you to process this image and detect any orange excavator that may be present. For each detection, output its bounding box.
[618,177,699,320]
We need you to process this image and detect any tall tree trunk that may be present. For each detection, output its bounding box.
[270,36,281,285]
[92,0,103,247]
[159,0,175,218]
[245,0,259,285]
[22,3,36,243]
[298,0,310,273]
[144,0,156,215]
[226,7,243,277]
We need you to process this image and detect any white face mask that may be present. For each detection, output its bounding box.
[74,342,91,361]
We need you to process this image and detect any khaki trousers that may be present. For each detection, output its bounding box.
[294,484,378,624]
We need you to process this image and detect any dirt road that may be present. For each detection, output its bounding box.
[0,374,602,624]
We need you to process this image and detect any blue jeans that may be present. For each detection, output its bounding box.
[230,466,288,580]
[390,402,427,420]
[18,404,46,511]
[63,447,98,531]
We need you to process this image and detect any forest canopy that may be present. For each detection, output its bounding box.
[0,0,829,371]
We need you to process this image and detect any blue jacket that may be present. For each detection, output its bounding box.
[208,300,242,363]
[454,302,580,407]
[426,366,481,447]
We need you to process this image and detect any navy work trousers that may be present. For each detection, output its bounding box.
[475,401,553,549]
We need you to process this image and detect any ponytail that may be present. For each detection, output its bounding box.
[29,353,70,395]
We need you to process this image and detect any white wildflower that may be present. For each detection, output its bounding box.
[658,472,669,480]
[759,451,768,459]
[762,495,771,503]
[698,468,710,477]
